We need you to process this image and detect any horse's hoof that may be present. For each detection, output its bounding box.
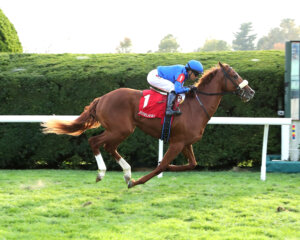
[96,170,106,183]
[124,175,131,184]
[96,175,102,183]
[127,179,135,189]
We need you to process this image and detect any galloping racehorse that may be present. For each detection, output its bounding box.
[42,62,255,188]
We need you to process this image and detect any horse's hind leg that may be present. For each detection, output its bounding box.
[101,129,134,184]
[104,145,132,184]
[88,132,108,182]
[89,130,133,184]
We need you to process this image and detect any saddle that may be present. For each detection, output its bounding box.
[138,88,184,143]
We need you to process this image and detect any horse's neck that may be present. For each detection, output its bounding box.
[196,80,223,117]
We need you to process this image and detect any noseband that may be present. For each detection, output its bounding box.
[193,65,249,120]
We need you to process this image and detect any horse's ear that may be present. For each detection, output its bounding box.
[218,62,223,68]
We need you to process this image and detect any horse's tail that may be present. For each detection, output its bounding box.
[41,98,101,136]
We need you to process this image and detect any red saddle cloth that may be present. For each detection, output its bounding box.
[138,89,167,122]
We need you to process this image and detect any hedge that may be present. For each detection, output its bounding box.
[0,51,285,169]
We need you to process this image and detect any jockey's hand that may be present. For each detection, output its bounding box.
[187,85,197,92]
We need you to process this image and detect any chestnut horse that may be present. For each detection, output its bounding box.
[41,62,255,188]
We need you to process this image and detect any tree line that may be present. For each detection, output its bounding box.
[116,19,300,53]
[0,8,299,54]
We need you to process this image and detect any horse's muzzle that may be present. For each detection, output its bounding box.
[239,86,255,102]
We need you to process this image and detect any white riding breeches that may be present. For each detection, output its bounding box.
[147,69,174,93]
[147,69,186,102]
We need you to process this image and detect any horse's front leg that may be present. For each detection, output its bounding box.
[167,144,197,171]
[128,142,184,188]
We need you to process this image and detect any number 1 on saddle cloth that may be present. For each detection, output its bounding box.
[138,89,184,143]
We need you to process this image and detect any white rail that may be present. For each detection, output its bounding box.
[158,117,292,180]
[0,115,78,122]
[208,117,291,125]
[0,115,292,181]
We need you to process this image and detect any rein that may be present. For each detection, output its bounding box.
[194,92,211,120]
[196,90,234,96]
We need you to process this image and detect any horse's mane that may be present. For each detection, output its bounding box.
[195,66,220,87]
[185,65,220,98]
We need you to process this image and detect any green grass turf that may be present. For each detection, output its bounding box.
[0,170,299,240]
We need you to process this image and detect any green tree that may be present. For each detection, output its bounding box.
[116,37,132,53]
[0,9,23,52]
[257,28,284,50]
[280,18,300,40]
[157,34,180,53]
[232,22,257,51]
[257,19,300,50]
[197,39,231,52]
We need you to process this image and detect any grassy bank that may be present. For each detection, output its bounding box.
[0,170,299,239]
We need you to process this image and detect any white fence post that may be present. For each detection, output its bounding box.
[260,124,269,181]
[157,139,164,178]
[281,125,290,160]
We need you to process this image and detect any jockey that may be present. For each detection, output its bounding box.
[147,60,203,116]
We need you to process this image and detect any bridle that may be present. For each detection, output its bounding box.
[193,65,249,120]
[196,65,248,97]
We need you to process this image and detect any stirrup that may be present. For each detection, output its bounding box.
[166,109,181,116]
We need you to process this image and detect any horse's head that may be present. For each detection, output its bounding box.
[218,62,255,102]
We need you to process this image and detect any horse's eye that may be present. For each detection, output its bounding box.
[233,74,238,79]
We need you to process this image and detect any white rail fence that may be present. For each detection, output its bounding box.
[0,115,292,181]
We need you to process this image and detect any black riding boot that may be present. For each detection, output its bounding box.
[166,91,181,116]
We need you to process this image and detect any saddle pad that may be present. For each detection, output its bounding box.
[138,90,167,120]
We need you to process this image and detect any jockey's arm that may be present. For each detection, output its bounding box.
[174,74,190,94]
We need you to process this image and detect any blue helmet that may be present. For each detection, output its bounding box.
[186,60,203,74]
